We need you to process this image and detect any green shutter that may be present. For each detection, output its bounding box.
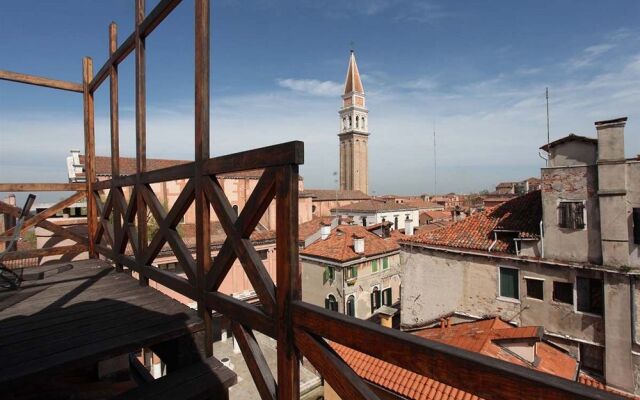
[372,259,378,272]
[352,266,358,278]
[383,257,389,269]
[323,267,328,284]
[500,268,519,299]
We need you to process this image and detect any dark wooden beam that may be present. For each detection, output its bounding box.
[135,0,148,287]
[110,22,123,272]
[292,301,623,400]
[202,141,304,176]
[1,244,88,261]
[0,183,86,192]
[0,69,83,93]
[276,164,301,400]
[83,57,97,259]
[231,323,277,400]
[194,0,213,358]
[204,292,275,339]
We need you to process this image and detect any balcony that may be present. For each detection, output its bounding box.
[0,0,629,399]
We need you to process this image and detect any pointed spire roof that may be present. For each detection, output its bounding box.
[343,51,364,95]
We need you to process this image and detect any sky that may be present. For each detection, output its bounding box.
[1,0,639,198]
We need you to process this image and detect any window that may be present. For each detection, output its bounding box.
[394,216,399,230]
[558,201,585,229]
[361,216,367,226]
[346,295,355,317]
[370,287,381,313]
[346,265,358,280]
[325,294,338,312]
[323,266,335,284]
[499,267,519,299]
[382,257,389,270]
[525,278,544,300]
[634,208,640,245]
[577,277,603,315]
[382,288,392,306]
[553,281,573,305]
[371,259,378,273]
[580,343,604,375]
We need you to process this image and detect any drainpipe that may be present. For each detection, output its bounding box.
[632,276,639,347]
[539,220,545,259]
[488,231,498,253]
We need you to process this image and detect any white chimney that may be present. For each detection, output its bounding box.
[353,236,365,254]
[405,217,414,236]
[320,223,331,240]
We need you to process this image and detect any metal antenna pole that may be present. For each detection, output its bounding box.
[546,87,550,167]
[433,121,437,195]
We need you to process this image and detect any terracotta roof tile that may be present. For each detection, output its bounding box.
[302,189,370,201]
[333,199,418,213]
[403,191,541,254]
[300,225,399,263]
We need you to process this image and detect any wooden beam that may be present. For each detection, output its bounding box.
[0,191,85,237]
[82,57,97,259]
[110,22,123,272]
[231,323,277,400]
[0,183,86,192]
[1,244,87,261]
[292,301,622,400]
[0,70,83,93]
[204,292,275,339]
[194,0,213,359]
[92,162,194,191]
[294,329,379,400]
[202,141,304,176]
[275,164,301,400]
[135,0,148,287]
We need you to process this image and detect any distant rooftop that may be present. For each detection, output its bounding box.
[332,199,418,213]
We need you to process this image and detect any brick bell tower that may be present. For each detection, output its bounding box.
[339,50,369,194]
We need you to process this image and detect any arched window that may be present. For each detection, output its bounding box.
[325,294,338,312]
[371,287,381,313]
[394,216,399,230]
[355,115,359,128]
[347,295,355,317]
[312,205,317,213]
[362,116,366,129]
[349,116,353,128]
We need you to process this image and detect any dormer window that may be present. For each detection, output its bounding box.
[558,201,585,229]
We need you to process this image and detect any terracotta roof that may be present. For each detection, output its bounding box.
[331,318,634,400]
[404,191,542,254]
[298,216,334,241]
[539,134,598,152]
[344,51,364,94]
[302,189,370,201]
[400,199,444,210]
[496,182,517,188]
[579,373,640,399]
[332,199,418,213]
[414,221,453,234]
[300,225,399,263]
[421,210,451,221]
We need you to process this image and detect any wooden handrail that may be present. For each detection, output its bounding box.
[0,183,86,192]
[0,70,83,93]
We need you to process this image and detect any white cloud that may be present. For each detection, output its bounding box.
[276,78,342,97]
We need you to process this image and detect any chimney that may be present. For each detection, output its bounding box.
[595,117,629,267]
[404,217,414,236]
[353,235,365,254]
[320,223,331,240]
[376,306,397,328]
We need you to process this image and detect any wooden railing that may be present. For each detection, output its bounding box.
[0,0,627,399]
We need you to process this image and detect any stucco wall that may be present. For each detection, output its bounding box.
[400,247,605,345]
[549,141,597,167]
[541,165,602,264]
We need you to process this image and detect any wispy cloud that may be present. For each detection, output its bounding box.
[277,78,342,97]
[567,43,616,69]
[306,0,450,24]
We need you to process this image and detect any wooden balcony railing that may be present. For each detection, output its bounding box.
[0,0,627,399]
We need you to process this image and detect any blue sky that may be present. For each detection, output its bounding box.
[1,0,639,197]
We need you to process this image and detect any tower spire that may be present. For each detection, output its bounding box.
[344,51,364,95]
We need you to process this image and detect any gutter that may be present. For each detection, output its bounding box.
[539,220,545,258]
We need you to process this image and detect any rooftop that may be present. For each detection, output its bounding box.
[403,191,541,254]
[302,189,370,201]
[332,199,418,213]
[539,134,598,152]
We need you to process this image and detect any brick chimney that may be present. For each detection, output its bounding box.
[595,117,628,267]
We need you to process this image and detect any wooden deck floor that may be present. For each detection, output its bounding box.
[0,259,203,387]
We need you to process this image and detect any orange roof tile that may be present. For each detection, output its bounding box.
[300,225,399,263]
[403,191,541,254]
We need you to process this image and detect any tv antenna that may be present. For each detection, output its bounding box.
[433,121,437,195]
[539,87,550,166]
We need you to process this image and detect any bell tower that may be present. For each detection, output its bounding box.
[339,50,369,194]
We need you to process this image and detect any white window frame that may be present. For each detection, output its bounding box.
[497,265,520,303]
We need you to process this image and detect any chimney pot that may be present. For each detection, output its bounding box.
[353,236,365,254]
[320,223,331,240]
[404,217,414,236]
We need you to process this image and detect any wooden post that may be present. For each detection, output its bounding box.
[276,164,301,399]
[109,22,123,272]
[135,0,148,286]
[194,0,213,358]
[82,57,97,258]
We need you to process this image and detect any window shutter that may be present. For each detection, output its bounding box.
[574,202,585,229]
[370,292,375,314]
[558,203,567,228]
[323,267,328,284]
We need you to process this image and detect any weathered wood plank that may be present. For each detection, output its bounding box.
[0,183,86,192]
[83,57,97,258]
[0,245,87,261]
[204,292,275,339]
[135,0,148,287]
[202,141,304,176]
[0,70,83,93]
[231,323,277,400]
[110,21,123,272]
